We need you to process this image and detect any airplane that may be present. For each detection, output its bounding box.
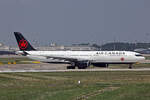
[14,32,145,69]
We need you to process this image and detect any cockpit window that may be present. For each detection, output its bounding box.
[135,54,143,57]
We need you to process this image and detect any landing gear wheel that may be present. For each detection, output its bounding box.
[71,66,75,69]
[129,64,132,69]
[78,66,87,69]
[67,66,75,69]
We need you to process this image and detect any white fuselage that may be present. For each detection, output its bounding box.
[23,51,145,64]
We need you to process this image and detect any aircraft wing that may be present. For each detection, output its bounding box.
[45,56,87,62]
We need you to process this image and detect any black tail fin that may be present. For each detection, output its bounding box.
[14,32,36,51]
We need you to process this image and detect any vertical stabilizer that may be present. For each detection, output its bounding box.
[14,32,36,51]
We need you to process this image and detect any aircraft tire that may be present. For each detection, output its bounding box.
[67,66,75,69]
[129,64,133,69]
[78,66,86,69]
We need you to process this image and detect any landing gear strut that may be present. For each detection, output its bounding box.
[106,64,109,68]
[67,62,76,69]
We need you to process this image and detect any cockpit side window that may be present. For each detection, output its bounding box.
[135,54,143,57]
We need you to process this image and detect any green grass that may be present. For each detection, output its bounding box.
[88,83,150,100]
[0,71,150,100]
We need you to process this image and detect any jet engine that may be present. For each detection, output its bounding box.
[76,61,91,69]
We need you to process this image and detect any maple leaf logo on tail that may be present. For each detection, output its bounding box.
[14,32,36,51]
[19,39,28,50]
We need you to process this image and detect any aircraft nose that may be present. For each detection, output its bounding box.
[139,56,145,61]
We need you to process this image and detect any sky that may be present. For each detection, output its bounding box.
[0,0,150,46]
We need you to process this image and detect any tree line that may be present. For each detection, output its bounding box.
[92,42,150,51]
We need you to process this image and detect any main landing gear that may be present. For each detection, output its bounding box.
[67,66,76,69]
[67,65,87,69]
[67,62,89,69]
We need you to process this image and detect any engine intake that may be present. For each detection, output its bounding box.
[76,61,90,69]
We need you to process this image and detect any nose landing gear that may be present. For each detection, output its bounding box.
[129,64,133,69]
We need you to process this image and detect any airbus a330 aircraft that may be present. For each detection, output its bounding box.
[14,32,145,69]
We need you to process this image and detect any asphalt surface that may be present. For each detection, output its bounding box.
[1,68,150,73]
[0,63,150,73]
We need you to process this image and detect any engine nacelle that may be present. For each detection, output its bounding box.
[76,61,90,69]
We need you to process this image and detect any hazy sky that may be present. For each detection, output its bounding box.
[0,0,150,46]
